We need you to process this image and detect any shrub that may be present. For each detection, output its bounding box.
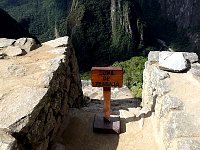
[112,56,147,98]
[80,71,91,80]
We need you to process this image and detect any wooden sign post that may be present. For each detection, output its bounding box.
[91,67,123,133]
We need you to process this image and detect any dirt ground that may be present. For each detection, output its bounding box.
[59,98,160,150]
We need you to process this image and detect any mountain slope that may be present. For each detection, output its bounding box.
[1,0,200,70]
[0,8,31,39]
[0,0,71,42]
[67,0,153,70]
[137,0,200,55]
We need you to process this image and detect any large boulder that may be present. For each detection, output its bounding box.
[14,38,39,53]
[159,51,188,72]
[3,46,23,57]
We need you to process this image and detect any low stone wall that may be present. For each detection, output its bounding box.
[142,51,200,150]
[0,37,83,149]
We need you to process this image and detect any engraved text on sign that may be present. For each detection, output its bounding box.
[91,67,123,88]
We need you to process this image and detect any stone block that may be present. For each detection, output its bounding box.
[14,38,39,52]
[177,139,200,150]
[160,95,184,117]
[183,52,199,63]
[4,46,23,57]
[0,38,15,48]
[159,51,188,72]
[165,112,200,142]
[148,51,160,63]
[0,129,16,150]
[43,36,69,48]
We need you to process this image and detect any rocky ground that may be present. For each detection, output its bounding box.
[55,81,162,150]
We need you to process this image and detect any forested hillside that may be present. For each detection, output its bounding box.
[137,0,200,56]
[1,0,200,98]
[0,8,31,39]
[1,0,200,71]
[0,0,71,42]
[67,0,157,70]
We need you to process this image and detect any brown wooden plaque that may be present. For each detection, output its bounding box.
[91,67,123,131]
[91,67,123,88]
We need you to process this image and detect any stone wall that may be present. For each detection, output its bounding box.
[142,51,200,150]
[0,36,83,149]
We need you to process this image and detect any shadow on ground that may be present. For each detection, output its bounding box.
[60,98,153,150]
[62,111,119,150]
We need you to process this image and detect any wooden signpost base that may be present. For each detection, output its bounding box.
[91,67,123,134]
[93,114,120,134]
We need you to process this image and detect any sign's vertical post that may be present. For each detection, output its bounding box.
[103,87,111,121]
[91,67,123,134]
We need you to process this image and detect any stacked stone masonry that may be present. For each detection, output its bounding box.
[0,36,83,150]
[142,51,200,150]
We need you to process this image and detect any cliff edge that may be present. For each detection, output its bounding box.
[0,36,83,149]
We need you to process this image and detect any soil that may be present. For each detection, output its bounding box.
[58,86,160,150]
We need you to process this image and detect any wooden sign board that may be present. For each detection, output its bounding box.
[91,67,123,88]
[91,67,123,134]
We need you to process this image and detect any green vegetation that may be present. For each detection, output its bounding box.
[80,71,90,80]
[66,0,151,71]
[111,0,134,53]
[2,0,199,99]
[80,56,147,98]
[0,0,69,42]
[112,56,147,98]
[168,31,191,52]
[67,0,112,71]
[137,0,196,53]
[0,8,31,39]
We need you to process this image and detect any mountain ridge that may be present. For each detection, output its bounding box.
[1,0,200,70]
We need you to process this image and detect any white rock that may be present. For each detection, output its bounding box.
[43,36,69,48]
[0,38,15,48]
[4,46,23,56]
[148,51,160,63]
[14,38,39,52]
[182,52,199,63]
[0,129,16,150]
[159,51,188,72]
[0,86,48,129]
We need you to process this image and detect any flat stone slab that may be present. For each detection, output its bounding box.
[43,36,69,48]
[93,114,120,134]
[159,51,188,72]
